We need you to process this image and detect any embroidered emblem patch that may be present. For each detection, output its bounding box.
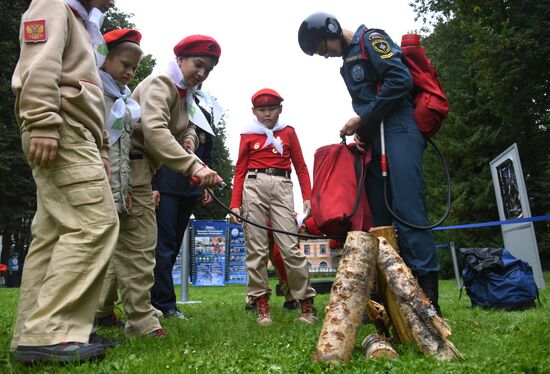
[253,143,260,150]
[368,32,385,40]
[24,20,47,43]
[372,40,391,54]
[351,64,365,82]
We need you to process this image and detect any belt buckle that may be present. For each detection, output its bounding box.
[265,167,275,175]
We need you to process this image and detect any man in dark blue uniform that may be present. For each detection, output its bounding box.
[151,106,214,319]
[298,12,441,315]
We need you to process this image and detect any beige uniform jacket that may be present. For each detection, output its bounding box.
[131,72,202,176]
[12,0,108,158]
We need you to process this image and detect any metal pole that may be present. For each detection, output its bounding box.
[177,215,201,305]
[449,241,461,289]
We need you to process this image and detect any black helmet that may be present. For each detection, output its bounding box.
[298,12,342,55]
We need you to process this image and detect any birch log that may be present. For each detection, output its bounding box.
[369,226,414,343]
[376,237,464,361]
[313,231,378,362]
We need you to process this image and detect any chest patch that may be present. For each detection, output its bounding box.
[351,64,365,82]
[24,20,47,43]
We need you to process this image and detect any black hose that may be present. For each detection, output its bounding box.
[383,137,451,229]
[205,189,344,240]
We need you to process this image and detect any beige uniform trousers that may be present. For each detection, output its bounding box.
[242,172,316,301]
[105,158,162,337]
[11,122,119,349]
[95,258,118,318]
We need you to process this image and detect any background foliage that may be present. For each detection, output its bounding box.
[414,0,550,276]
[0,1,548,276]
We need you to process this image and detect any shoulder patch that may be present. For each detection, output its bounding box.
[24,20,47,43]
[371,40,391,55]
[345,54,362,63]
[368,32,385,40]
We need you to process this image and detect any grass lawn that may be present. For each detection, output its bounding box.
[1,273,549,373]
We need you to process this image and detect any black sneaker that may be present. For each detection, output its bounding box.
[13,342,106,364]
[89,332,122,349]
[96,313,124,328]
[283,300,300,310]
[163,309,188,320]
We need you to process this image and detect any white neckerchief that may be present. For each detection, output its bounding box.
[166,60,214,135]
[64,0,107,67]
[241,117,287,155]
[99,70,141,146]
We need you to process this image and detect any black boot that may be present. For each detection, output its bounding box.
[417,272,442,316]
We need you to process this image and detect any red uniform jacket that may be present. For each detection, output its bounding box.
[230,126,311,208]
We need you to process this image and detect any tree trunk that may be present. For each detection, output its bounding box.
[313,231,378,362]
[369,226,414,343]
[376,236,464,361]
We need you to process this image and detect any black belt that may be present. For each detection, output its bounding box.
[249,168,291,178]
[130,153,144,160]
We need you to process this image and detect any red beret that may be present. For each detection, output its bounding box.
[173,35,221,62]
[103,29,142,50]
[251,88,284,107]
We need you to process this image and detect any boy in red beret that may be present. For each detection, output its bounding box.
[125,35,221,324]
[92,28,170,340]
[230,88,317,326]
[10,0,118,364]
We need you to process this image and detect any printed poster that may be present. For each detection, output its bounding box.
[192,220,227,286]
[228,224,247,284]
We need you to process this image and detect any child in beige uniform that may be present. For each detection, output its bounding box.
[11,0,118,365]
[112,35,222,336]
[93,28,164,340]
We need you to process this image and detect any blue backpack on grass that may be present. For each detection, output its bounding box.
[459,247,539,311]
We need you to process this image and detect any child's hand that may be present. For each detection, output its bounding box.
[193,166,218,188]
[201,189,213,205]
[152,190,160,208]
[29,137,58,169]
[101,157,112,184]
[182,138,196,152]
[230,208,241,224]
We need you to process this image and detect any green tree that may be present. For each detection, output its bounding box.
[412,0,550,273]
[0,0,34,266]
[193,112,234,221]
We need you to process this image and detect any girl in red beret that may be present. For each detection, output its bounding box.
[230,88,318,326]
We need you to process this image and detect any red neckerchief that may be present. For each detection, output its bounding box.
[176,87,187,99]
[67,4,81,19]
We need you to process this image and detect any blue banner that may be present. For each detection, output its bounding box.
[192,220,227,286]
[228,224,247,284]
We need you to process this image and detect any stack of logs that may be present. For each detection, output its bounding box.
[313,227,464,362]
